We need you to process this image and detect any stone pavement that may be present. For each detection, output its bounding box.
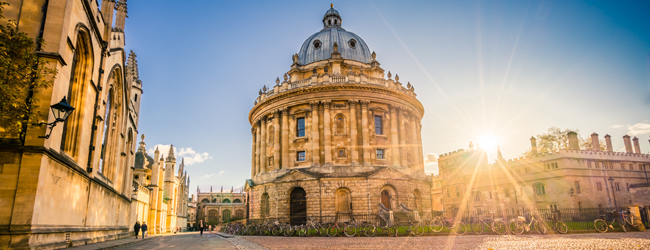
[69,231,650,250]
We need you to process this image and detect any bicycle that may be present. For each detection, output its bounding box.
[327,220,346,237]
[429,211,468,235]
[303,217,328,237]
[393,218,425,236]
[469,211,507,235]
[508,211,547,235]
[621,209,647,232]
[594,210,625,233]
[546,209,568,234]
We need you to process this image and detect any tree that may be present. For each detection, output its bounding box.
[521,127,606,157]
[0,2,58,139]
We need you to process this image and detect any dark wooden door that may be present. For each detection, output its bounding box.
[381,190,391,209]
[290,188,307,225]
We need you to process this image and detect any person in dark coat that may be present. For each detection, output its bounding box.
[134,221,141,239]
[199,220,204,237]
[141,222,148,238]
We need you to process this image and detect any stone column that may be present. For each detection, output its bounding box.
[260,117,267,173]
[255,121,261,175]
[417,123,425,171]
[390,105,400,167]
[349,100,359,164]
[410,112,419,169]
[398,108,408,167]
[323,100,332,165]
[281,108,289,169]
[251,129,256,177]
[311,101,320,165]
[361,100,370,165]
[274,111,281,169]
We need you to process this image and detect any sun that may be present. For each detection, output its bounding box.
[478,135,499,152]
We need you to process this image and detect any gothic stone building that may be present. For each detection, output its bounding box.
[132,137,190,234]
[195,187,246,226]
[435,132,650,214]
[0,0,144,248]
[244,6,431,224]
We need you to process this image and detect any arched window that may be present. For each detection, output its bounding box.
[233,199,242,203]
[212,198,217,203]
[261,193,270,217]
[335,188,351,213]
[201,199,210,203]
[222,209,231,222]
[98,89,113,174]
[334,114,345,134]
[61,30,93,159]
[222,199,231,203]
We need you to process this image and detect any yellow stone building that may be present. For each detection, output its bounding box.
[0,0,143,248]
[435,132,650,214]
[195,187,247,226]
[131,137,190,234]
[244,6,431,224]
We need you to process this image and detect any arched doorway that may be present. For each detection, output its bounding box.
[381,190,391,209]
[290,188,307,225]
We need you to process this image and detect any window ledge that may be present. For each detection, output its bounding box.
[293,136,309,142]
[373,134,387,138]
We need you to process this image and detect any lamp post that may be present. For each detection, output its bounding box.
[608,176,618,208]
[36,96,75,139]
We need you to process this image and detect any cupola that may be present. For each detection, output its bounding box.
[323,4,342,29]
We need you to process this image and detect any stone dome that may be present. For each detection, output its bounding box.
[297,7,373,65]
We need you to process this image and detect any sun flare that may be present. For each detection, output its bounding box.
[478,135,499,152]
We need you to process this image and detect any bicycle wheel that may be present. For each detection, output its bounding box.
[327,225,339,237]
[555,221,568,234]
[413,225,425,236]
[508,221,524,235]
[343,224,357,237]
[362,224,377,237]
[452,222,467,235]
[494,221,508,235]
[429,219,444,233]
[391,226,400,237]
[318,225,328,237]
[534,221,547,235]
[262,226,271,236]
[594,219,608,233]
[271,225,282,236]
[470,221,483,235]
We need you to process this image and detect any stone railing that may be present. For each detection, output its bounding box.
[256,74,417,104]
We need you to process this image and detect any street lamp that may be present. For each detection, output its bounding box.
[608,176,618,208]
[36,96,75,139]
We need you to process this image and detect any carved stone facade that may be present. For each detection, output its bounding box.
[0,1,144,248]
[132,136,189,234]
[436,133,650,214]
[195,188,247,226]
[245,6,431,223]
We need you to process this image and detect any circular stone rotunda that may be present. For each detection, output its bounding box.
[245,6,431,224]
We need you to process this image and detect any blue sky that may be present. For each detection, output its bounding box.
[124,1,650,196]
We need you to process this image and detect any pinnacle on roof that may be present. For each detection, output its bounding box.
[166,144,176,162]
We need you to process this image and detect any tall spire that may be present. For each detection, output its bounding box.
[166,144,176,162]
[127,50,140,81]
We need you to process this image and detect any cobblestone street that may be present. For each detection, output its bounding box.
[242,232,650,250]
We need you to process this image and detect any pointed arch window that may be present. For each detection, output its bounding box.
[98,89,113,174]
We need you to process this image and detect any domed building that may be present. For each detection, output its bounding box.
[245,5,431,224]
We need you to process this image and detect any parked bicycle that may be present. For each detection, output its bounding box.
[470,211,507,235]
[508,210,547,235]
[594,210,625,233]
[429,211,468,235]
[546,209,568,234]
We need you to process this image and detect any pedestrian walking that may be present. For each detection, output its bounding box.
[199,220,204,237]
[141,222,148,239]
[134,221,141,239]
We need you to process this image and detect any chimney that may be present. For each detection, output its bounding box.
[114,0,128,31]
[591,133,600,151]
[567,131,580,150]
[623,135,633,153]
[633,137,641,154]
[530,137,538,155]
[604,134,613,152]
[101,0,116,39]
